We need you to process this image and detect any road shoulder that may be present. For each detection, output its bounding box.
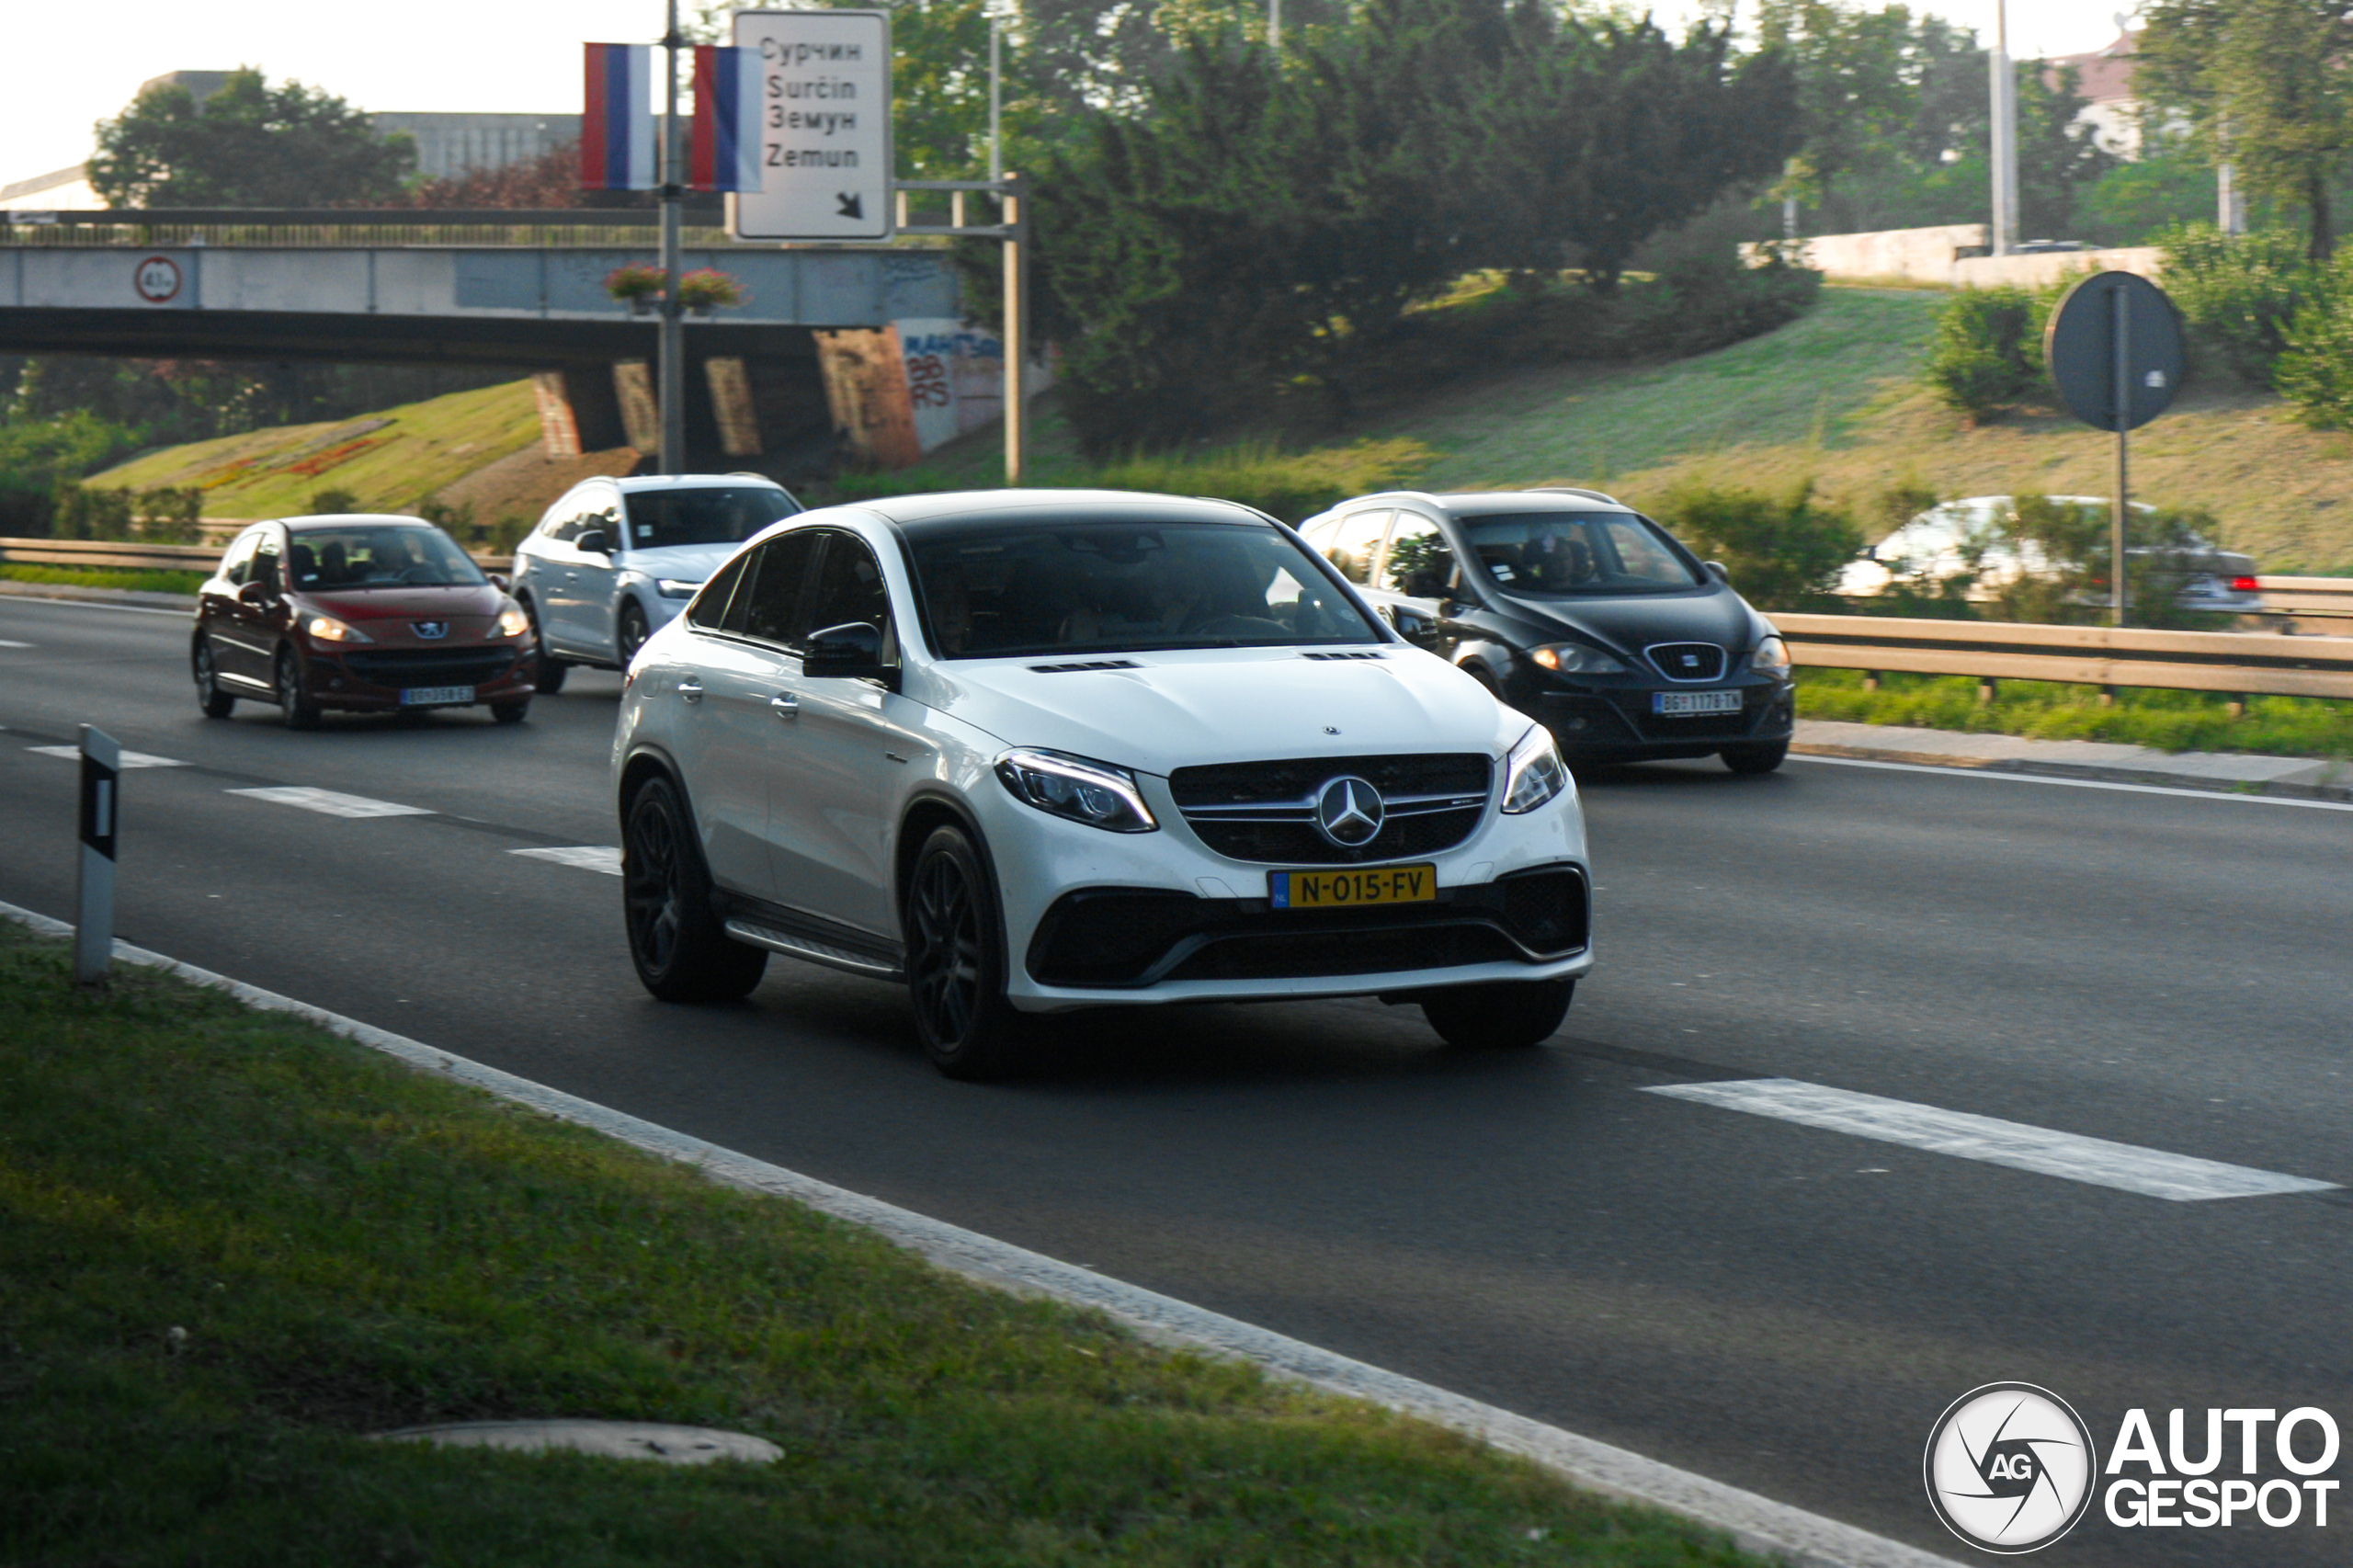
[1794,718,2353,803]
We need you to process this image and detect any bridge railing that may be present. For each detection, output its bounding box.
[5,208,790,249]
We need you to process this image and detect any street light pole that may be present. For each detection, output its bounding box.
[1988,0,2018,256]
[1269,0,1281,49]
[658,0,686,475]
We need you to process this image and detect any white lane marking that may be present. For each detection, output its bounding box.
[226,786,433,819]
[0,893,1971,1568]
[1643,1078,2339,1202]
[510,846,623,875]
[0,640,31,648]
[28,744,187,768]
[0,596,192,617]
[1792,753,2353,813]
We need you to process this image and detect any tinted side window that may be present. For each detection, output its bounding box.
[1325,510,1391,585]
[686,552,752,631]
[219,532,260,585]
[801,532,892,653]
[1381,515,1459,597]
[735,530,820,645]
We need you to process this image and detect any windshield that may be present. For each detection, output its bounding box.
[1460,510,1706,597]
[907,519,1383,658]
[622,487,799,549]
[289,525,484,590]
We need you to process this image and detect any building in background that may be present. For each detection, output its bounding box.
[2043,29,2143,159]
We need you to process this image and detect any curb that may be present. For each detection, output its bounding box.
[0,896,1967,1568]
[0,580,199,611]
[1790,739,2353,806]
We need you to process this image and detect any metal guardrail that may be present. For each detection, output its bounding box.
[0,537,512,576]
[1778,612,2353,701]
[1,207,744,250]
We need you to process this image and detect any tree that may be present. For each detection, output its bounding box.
[89,68,414,208]
[1756,0,1919,217]
[2140,0,2353,260]
[2015,63,2116,239]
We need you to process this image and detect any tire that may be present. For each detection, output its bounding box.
[617,601,652,668]
[621,775,767,1003]
[1721,741,1789,775]
[192,637,235,719]
[904,825,1023,1080]
[273,646,321,730]
[1421,978,1574,1050]
[526,600,568,694]
[490,700,529,725]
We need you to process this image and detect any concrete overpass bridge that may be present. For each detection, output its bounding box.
[0,209,962,461]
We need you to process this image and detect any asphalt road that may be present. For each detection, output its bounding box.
[5,592,2348,1564]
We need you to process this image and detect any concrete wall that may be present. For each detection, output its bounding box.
[1754,224,2166,290]
[1950,246,2162,290]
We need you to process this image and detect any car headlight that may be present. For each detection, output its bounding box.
[1529,642,1631,676]
[303,614,371,644]
[1501,725,1569,815]
[995,748,1158,834]
[655,577,701,599]
[1748,634,1792,675]
[493,607,530,638]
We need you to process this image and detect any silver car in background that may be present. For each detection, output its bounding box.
[512,474,801,691]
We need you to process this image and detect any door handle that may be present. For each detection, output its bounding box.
[768,692,801,719]
[676,678,704,704]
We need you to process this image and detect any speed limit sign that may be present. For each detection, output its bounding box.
[132,255,182,303]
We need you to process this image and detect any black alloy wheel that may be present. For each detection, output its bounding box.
[617,601,652,668]
[621,775,766,1002]
[193,638,235,719]
[904,825,1021,1080]
[527,600,568,694]
[1421,977,1574,1050]
[1721,740,1789,775]
[273,646,321,730]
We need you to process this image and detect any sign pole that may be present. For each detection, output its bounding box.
[74,724,119,986]
[659,0,686,476]
[2111,282,2130,628]
[1003,171,1027,486]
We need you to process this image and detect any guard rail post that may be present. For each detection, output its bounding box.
[74,724,119,986]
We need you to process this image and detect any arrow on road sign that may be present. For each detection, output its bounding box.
[836,193,863,220]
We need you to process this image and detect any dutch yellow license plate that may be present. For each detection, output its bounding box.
[1268,863,1438,910]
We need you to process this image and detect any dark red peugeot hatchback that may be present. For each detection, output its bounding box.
[191,514,538,727]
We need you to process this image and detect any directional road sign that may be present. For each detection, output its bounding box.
[2043,270,2184,433]
[731,9,893,243]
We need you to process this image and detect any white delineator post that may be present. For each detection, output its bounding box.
[74,724,119,985]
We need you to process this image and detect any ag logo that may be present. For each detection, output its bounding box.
[1925,1383,2097,1553]
[133,255,182,303]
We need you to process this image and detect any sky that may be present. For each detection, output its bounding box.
[2,0,2145,190]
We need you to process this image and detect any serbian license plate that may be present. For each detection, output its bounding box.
[1268,862,1438,910]
[1653,689,1744,716]
[400,685,475,706]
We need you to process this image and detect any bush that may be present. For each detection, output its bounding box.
[2157,223,2321,389]
[309,486,360,515]
[1923,285,2052,421]
[1643,479,1863,610]
[0,413,141,536]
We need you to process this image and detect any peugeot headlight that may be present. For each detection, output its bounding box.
[656,577,701,599]
[995,748,1158,834]
[1529,642,1630,676]
[1748,634,1792,675]
[1501,725,1569,815]
[493,607,530,638]
[303,614,371,644]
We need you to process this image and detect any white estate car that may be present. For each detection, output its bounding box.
[612,491,1594,1078]
[513,474,801,689]
[1835,495,2263,614]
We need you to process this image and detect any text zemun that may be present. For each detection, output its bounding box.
[2105,1408,2340,1528]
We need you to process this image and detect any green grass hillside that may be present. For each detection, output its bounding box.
[86,381,545,522]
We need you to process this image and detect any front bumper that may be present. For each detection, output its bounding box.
[302,642,536,710]
[1533,679,1794,761]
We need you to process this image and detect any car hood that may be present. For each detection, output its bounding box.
[614,541,739,580]
[1485,585,1764,658]
[917,645,1523,778]
[299,584,506,620]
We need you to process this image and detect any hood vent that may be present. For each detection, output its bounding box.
[1301,650,1385,662]
[1029,658,1142,673]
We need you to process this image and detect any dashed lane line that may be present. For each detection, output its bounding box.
[0,640,31,648]
[509,846,623,875]
[27,744,187,768]
[225,786,434,819]
[1643,1077,2340,1202]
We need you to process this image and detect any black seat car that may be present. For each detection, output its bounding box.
[1297,489,1796,773]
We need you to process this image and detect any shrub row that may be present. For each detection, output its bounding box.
[49,484,204,543]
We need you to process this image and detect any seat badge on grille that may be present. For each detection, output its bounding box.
[1313,776,1385,847]
[414,621,449,641]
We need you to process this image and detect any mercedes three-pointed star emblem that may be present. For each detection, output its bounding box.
[1313,775,1385,847]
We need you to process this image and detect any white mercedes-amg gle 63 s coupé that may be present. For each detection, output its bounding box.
[612,490,1594,1078]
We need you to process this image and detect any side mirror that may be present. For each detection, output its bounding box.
[802,621,898,688]
[237,579,271,604]
[1391,606,1434,640]
[576,528,612,555]
[1703,560,1731,584]
[486,571,512,591]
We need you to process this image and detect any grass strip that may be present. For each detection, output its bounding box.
[0,563,206,596]
[0,924,1761,1568]
[1798,667,2353,762]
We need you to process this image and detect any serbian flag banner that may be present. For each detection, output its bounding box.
[582,43,656,189]
[689,45,764,192]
